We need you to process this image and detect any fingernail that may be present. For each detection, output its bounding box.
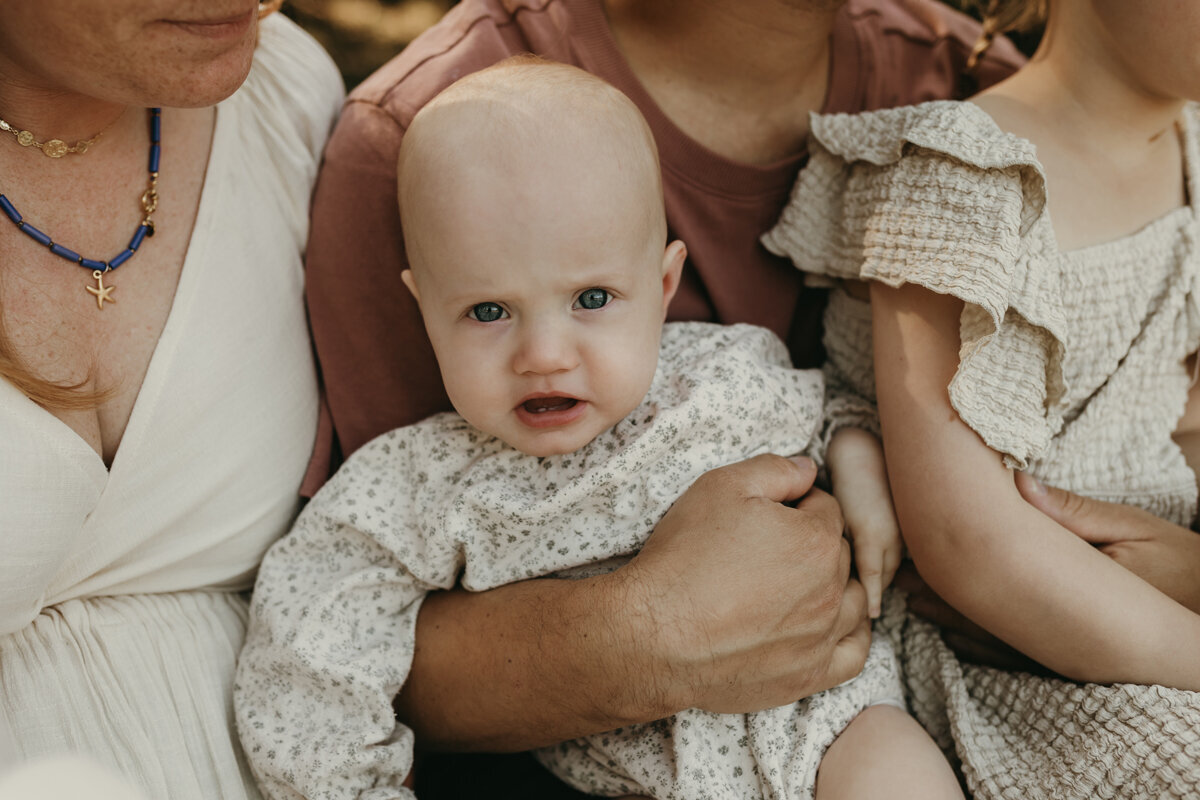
[789,455,815,469]
[1027,476,1046,495]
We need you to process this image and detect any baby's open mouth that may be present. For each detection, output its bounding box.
[521,397,578,414]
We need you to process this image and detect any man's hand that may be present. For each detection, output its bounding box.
[827,428,903,618]
[397,454,870,752]
[1015,472,1200,615]
[620,453,871,716]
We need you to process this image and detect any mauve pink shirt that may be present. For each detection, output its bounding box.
[302,0,1023,493]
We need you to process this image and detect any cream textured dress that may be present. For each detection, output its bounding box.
[763,100,1200,799]
[0,17,342,800]
[236,322,906,800]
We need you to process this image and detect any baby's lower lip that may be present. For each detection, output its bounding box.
[515,397,587,428]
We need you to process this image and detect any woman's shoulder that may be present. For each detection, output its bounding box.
[228,14,344,153]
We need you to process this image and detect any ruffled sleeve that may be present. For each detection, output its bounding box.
[1179,104,1200,358]
[763,101,1071,468]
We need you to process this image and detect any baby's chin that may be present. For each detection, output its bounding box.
[506,436,596,459]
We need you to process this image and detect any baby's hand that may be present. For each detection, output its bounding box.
[827,427,901,618]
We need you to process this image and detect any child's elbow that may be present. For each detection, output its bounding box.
[897,504,1003,595]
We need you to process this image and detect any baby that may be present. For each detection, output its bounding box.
[235,59,958,800]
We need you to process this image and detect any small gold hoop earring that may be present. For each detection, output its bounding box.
[258,0,284,19]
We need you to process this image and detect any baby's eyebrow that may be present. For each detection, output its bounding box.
[436,288,506,308]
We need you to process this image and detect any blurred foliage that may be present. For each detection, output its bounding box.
[285,0,1039,93]
[282,0,455,89]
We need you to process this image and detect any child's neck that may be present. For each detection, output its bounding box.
[971,20,1188,253]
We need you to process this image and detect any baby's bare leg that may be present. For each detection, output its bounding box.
[814,704,963,800]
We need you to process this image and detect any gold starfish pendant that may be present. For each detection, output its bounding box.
[86,269,115,310]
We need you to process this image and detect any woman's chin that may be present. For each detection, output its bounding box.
[135,21,258,108]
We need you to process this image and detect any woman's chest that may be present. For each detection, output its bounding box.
[0,111,211,466]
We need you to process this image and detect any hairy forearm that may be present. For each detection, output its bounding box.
[394,572,671,752]
[395,455,869,752]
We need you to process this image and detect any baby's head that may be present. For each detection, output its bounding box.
[399,57,685,457]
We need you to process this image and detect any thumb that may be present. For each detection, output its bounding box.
[721,453,818,505]
[1013,471,1144,545]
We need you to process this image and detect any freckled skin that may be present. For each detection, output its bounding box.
[0,0,260,110]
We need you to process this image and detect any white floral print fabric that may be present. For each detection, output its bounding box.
[236,321,904,800]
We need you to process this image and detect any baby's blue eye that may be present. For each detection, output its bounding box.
[469,302,506,322]
[575,288,610,310]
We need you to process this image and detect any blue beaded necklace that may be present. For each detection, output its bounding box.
[0,107,161,311]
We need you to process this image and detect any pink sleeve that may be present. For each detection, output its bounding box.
[302,99,450,495]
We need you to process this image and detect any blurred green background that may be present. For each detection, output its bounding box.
[284,1,1037,92]
[283,0,455,89]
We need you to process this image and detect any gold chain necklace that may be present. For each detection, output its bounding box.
[0,115,110,158]
[0,108,161,310]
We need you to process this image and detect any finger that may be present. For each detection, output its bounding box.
[865,577,882,620]
[719,453,817,504]
[793,486,846,543]
[835,575,869,638]
[825,614,872,688]
[837,533,854,584]
[1014,471,1149,544]
[853,541,884,619]
[879,542,902,593]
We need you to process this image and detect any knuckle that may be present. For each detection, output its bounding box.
[814,579,846,618]
[806,498,845,541]
[1059,488,1091,518]
[759,452,799,489]
[811,527,846,565]
[693,466,736,496]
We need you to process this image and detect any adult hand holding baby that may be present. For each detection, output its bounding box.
[397,453,869,751]
[624,453,871,716]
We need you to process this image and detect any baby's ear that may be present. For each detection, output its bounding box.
[660,240,686,317]
[400,269,421,304]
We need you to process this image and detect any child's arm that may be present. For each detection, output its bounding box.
[872,281,1200,690]
[827,427,901,619]
[1016,474,1200,616]
[1172,354,1200,490]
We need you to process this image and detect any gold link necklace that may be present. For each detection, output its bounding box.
[0,116,109,158]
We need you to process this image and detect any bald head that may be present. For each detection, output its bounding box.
[398,58,666,277]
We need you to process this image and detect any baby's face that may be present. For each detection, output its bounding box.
[405,165,677,458]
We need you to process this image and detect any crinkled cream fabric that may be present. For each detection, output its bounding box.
[763,100,1200,799]
[236,322,905,800]
[0,17,343,800]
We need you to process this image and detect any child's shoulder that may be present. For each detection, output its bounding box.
[765,99,1055,284]
[807,99,1039,175]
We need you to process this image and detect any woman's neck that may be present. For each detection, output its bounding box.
[0,62,134,147]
